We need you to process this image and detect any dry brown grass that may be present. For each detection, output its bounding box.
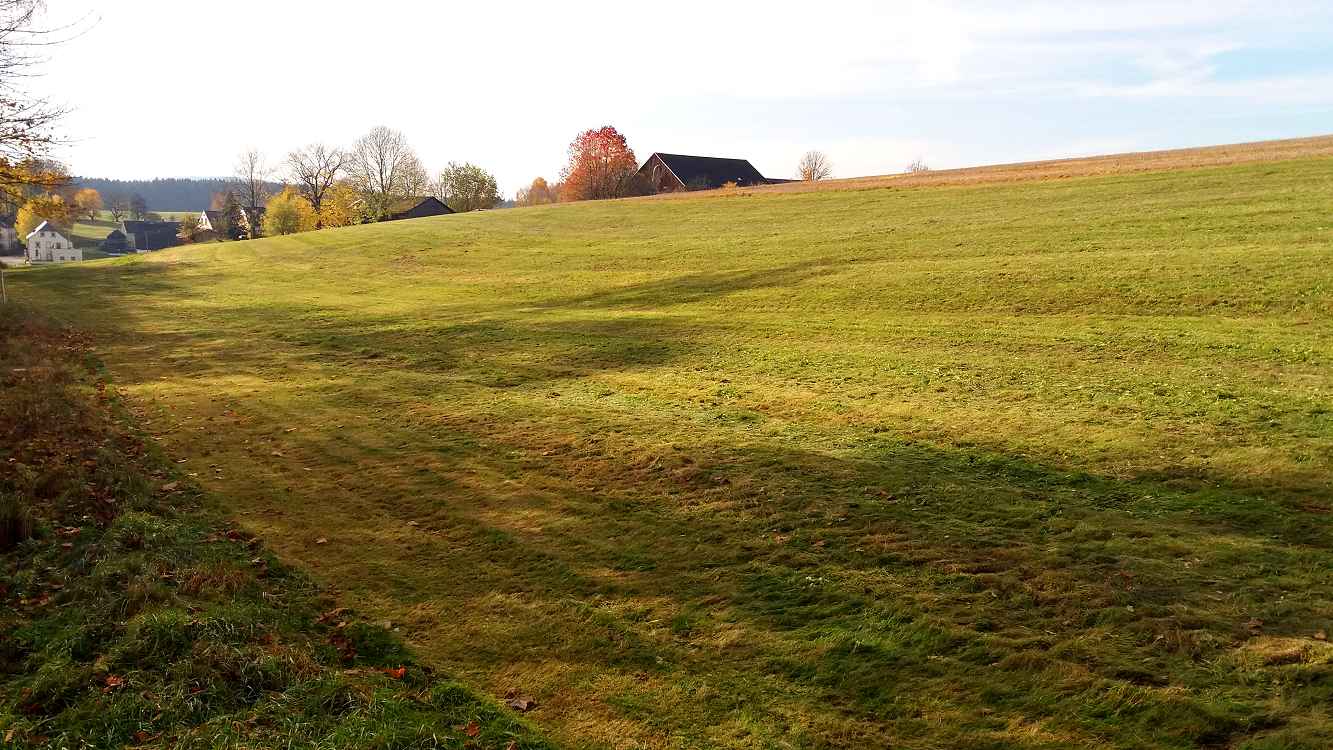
[656,133,1333,198]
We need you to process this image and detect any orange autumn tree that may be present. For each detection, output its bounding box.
[559,126,638,202]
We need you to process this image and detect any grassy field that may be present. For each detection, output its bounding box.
[0,307,551,749]
[6,152,1333,748]
[69,216,116,250]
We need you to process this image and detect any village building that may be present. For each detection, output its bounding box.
[384,196,453,221]
[197,210,224,233]
[196,206,262,239]
[238,206,265,238]
[25,221,80,263]
[121,220,182,251]
[635,153,774,192]
[100,229,130,254]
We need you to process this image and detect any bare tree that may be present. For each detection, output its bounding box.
[906,159,931,174]
[106,191,129,222]
[287,143,347,223]
[400,152,429,198]
[233,147,273,209]
[798,151,832,182]
[0,1,93,208]
[347,126,427,220]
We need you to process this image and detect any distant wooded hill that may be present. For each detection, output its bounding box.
[73,177,284,212]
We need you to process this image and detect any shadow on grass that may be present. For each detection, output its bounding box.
[10,256,1333,747]
[400,416,1331,747]
[529,257,854,310]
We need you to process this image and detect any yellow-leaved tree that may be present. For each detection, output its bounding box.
[16,194,70,238]
[72,187,102,221]
[262,188,317,236]
[317,182,363,228]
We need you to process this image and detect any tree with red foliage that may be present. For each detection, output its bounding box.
[559,126,639,202]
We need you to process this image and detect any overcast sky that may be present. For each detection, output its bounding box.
[38,1,1333,197]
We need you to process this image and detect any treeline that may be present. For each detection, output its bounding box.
[70,177,280,212]
[201,127,510,240]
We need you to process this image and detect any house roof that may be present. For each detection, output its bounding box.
[122,220,181,234]
[641,153,769,188]
[387,196,451,214]
[26,220,66,240]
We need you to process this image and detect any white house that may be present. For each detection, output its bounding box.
[25,221,81,263]
[197,210,222,232]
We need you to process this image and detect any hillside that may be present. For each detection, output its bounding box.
[7,152,1333,748]
[702,133,1333,196]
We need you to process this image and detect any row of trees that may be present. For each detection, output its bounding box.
[211,127,504,239]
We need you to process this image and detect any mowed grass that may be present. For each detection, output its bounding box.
[7,156,1333,749]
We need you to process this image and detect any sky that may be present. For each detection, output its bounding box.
[37,0,1333,198]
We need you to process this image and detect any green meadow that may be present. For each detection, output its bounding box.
[6,157,1333,748]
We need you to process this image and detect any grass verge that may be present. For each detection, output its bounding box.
[0,305,552,749]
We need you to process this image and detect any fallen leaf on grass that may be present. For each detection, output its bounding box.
[1315,630,1327,641]
[382,666,407,679]
[455,719,482,740]
[103,674,125,692]
[160,481,180,492]
[317,607,349,624]
[315,537,328,545]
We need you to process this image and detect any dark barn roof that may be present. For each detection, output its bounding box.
[121,220,181,251]
[385,196,454,221]
[640,153,769,190]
